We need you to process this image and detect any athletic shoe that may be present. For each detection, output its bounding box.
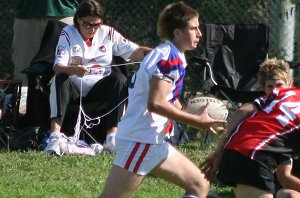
[103,133,116,153]
[44,132,62,155]
[91,143,103,154]
[39,133,51,151]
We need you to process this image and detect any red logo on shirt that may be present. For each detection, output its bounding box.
[57,45,66,56]
[99,46,106,52]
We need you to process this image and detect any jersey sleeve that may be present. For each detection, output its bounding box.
[153,51,182,83]
[254,88,283,110]
[111,29,138,60]
[53,29,71,68]
[253,98,264,110]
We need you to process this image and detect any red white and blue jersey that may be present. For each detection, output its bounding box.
[116,40,187,144]
[54,24,138,96]
[225,87,300,162]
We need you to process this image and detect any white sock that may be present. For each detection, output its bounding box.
[182,195,199,198]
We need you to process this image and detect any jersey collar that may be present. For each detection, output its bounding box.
[165,40,187,68]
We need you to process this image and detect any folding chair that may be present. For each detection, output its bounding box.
[190,57,265,107]
[0,80,22,149]
[192,23,269,104]
[201,23,269,91]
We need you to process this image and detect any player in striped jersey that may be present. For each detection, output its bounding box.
[45,0,151,154]
[100,2,226,198]
[201,58,300,197]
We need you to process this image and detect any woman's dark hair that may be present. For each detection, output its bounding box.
[73,0,104,29]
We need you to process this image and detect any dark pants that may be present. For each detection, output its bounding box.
[51,70,128,131]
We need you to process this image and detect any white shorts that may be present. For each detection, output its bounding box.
[113,138,176,175]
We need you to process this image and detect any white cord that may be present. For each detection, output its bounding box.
[85,61,141,68]
[72,78,128,142]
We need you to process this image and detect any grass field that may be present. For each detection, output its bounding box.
[0,141,235,198]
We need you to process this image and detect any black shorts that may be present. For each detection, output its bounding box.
[217,150,277,193]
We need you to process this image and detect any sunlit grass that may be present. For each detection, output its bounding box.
[0,138,234,198]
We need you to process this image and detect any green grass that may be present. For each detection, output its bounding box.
[0,141,235,198]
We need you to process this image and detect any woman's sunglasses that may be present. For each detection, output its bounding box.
[81,21,102,29]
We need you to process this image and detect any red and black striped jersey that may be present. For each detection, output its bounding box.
[225,87,300,161]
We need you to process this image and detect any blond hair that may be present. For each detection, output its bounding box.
[258,58,292,88]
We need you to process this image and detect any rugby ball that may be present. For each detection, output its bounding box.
[185,96,228,120]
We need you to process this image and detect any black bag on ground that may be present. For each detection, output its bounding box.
[166,122,189,146]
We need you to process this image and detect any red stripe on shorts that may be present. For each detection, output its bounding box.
[133,144,150,173]
[124,143,141,170]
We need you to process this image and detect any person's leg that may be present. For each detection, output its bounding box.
[100,164,145,198]
[92,71,127,133]
[45,74,80,154]
[12,18,46,85]
[12,18,48,115]
[87,70,127,151]
[152,147,209,198]
[13,17,70,114]
[50,74,80,132]
[12,17,73,84]
[100,139,151,197]
[276,188,300,198]
[218,150,277,198]
[234,184,273,198]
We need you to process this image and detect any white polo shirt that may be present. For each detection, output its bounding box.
[54,24,138,96]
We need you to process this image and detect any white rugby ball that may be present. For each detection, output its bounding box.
[185,96,228,120]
